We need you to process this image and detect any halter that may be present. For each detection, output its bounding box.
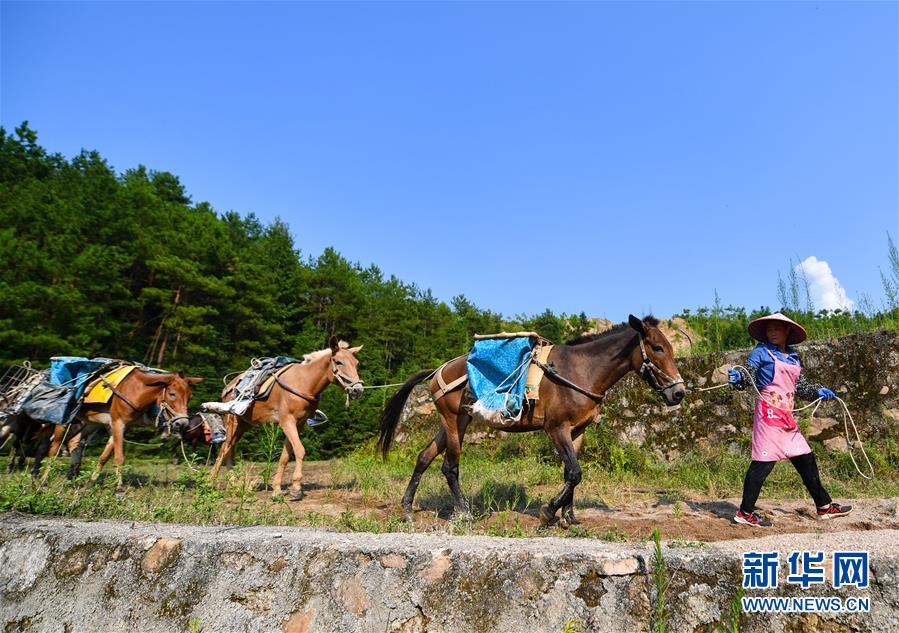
[637,335,684,392]
[154,398,189,433]
[331,357,363,392]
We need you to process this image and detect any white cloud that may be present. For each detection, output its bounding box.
[796,256,854,312]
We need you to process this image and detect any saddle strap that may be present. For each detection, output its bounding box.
[525,342,554,400]
[102,379,141,411]
[273,375,319,404]
[433,362,469,402]
[533,359,605,402]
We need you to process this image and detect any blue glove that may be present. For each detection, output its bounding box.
[727,369,742,385]
[818,387,836,401]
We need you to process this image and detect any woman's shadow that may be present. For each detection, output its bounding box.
[685,499,740,519]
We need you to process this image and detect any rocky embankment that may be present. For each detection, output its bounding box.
[1,514,897,632]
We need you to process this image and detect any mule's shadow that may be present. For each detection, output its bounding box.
[416,481,615,520]
[253,481,333,493]
[321,475,379,492]
[90,472,152,488]
[572,497,613,512]
[417,482,534,520]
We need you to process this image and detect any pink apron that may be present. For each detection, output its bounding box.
[751,348,812,461]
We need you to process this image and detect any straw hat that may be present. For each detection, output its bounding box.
[747,312,807,345]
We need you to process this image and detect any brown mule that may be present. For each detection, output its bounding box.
[58,369,202,490]
[41,409,164,477]
[378,315,685,527]
[209,337,363,499]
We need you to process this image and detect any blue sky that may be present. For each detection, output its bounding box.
[2,1,896,320]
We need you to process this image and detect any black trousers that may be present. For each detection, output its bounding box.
[740,452,832,514]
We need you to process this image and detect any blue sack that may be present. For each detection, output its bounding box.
[23,357,109,424]
[50,357,106,395]
[466,336,535,420]
[21,382,76,424]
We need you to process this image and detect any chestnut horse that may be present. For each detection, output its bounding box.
[209,337,363,499]
[53,369,202,490]
[378,315,686,527]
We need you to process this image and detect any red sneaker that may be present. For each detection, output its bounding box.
[734,510,773,527]
[817,503,852,520]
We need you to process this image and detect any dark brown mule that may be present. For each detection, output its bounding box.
[173,413,219,463]
[48,369,202,490]
[209,337,363,499]
[378,315,686,527]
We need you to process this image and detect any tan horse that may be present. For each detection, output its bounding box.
[209,337,363,499]
[379,316,686,527]
[55,369,202,490]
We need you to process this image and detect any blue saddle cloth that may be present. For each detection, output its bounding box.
[466,336,536,418]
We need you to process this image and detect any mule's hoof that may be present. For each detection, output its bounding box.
[561,511,580,529]
[539,504,558,527]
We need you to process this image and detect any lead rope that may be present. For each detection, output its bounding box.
[361,381,410,390]
[179,439,202,473]
[360,367,442,391]
[694,365,874,480]
[123,438,167,447]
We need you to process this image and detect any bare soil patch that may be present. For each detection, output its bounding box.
[274,462,899,541]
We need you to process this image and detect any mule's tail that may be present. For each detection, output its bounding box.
[378,368,435,459]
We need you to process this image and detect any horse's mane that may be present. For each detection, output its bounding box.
[302,340,349,363]
[565,316,660,346]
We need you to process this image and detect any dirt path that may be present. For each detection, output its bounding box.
[270,462,899,542]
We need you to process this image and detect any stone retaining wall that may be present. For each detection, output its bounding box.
[1,514,896,632]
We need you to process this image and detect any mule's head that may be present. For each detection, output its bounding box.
[139,370,204,431]
[163,411,197,440]
[329,336,364,400]
[628,315,685,406]
[0,412,17,443]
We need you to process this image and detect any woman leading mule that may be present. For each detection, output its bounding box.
[727,313,851,527]
[379,315,685,527]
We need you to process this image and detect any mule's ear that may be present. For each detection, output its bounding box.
[329,335,340,354]
[348,345,363,354]
[628,314,646,334]
[186,376,204,384]
[147,375,176,388]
